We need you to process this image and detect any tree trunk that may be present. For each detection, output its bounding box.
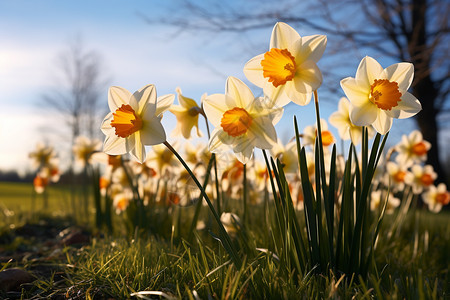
[410,0,447,184]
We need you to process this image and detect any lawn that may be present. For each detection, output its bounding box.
[0,180,449,299]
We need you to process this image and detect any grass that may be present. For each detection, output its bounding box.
[0,180,449,299]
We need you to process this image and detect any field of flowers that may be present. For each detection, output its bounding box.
[1,22,449,299]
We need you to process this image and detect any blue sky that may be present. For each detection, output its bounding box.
[0,0,422,173]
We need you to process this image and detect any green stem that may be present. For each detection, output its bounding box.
[187,153,215,243]
[243,163,248,225]
[164,141,242,269]
[120,157,145,229]
[202,111,221,215]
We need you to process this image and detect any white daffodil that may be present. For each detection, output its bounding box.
[270,139,299,174]
[29,143,58,170]
[395,130,431,167]
[411,164,437,194]
[244,22,327,107]
[72,136,102,167]
[340,56,422,134]
[422,183,450,213]
[329,97,375,145]
[169,87,203,139]
[370,190,400,214]
[302,119,334,148]
[203,76,283,164]
[101,84,174,163]
[385,161,413,192]
[146,143,180,175]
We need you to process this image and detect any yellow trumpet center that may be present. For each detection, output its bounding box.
[221,107,253,137]
[110,104,143,138]
[369,79,402,111]
[261,48,297,88]
[411,142,427,156]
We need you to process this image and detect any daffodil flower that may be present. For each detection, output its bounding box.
[340,56,422,134]
[411,164,437,194]
[169,87,203,139]
[302,119,334,148]
[29,143,58,170]
[203,76,282,164]
[244,22,327,107]
[422,183,450,213]
[370,190,400,214]
[385,161,413,192]
[270,139,299,174]
[72,136,102,167]
[101,84,174,163]
[329,97,375,145]
[394,130,431,167]
[147,143,180,174]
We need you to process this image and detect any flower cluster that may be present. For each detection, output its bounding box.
[28,143,60,194]
[97,21,448,219]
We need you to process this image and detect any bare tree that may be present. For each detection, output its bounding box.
[42,36,108,156]
[144,0,449,183]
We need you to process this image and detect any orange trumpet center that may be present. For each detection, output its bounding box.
[261,48,297,88]
[369,79,401,110]
[111,104,143,138]
[321,130,334,147]
[115,197,129,211]
[314,129,334,146]
[221,107,253,137]
[393,170,406,183]
[420,173,434,186]
[436,192,450,205]
[411,142,428,156]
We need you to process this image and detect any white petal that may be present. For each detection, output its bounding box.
[270,22,301,50]
[156,94,175,117]
[103,134,127,155]
[340,77,369,106]
[329,112,350,139]
[249,117,277,149]
[209,127,233,152]
[140,117,166,145]
[384,62,414,92]
[263,84,291,107]
[386,161,398,174]
[296,35,327,63]
[338,97,350,114]
[243,54,265,87]
[234,145,253,165]
[108,86,132,112]
[135,84,156,114]
[293,60,323,93]
[350,101,378,126]
[286,89,312,106]
[101,112,113,135]
[349,126,362,145]
[129,131,146,163]
[203,94,228,127]
[389,91,422,119]
[355,56,383,89]
[409,130,423,144]
[225,76,254,109]
[372,110,393,135]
